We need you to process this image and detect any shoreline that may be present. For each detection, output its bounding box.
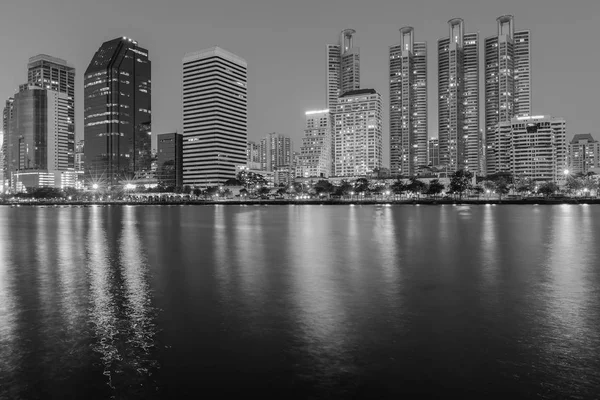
[2,198,600,206]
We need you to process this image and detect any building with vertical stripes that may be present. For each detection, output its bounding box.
[182,47,247,188]
[485,16,531,175]
[389,27,427,177]
[438,18,479,173]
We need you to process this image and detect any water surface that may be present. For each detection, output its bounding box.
[1,205,599,398]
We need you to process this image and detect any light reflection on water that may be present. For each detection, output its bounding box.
[0,205,599,399]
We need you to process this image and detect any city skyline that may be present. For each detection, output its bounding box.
[1,0,599,167]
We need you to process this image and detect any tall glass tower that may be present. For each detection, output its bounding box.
[326,29,360,110]
[389,27,427,177]
[83,37,151,187]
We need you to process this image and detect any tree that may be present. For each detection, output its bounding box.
[193,188,203,197]
[472,185,484,199]
[314,180,334,197]
[565,176,583,196]
[182,185,192,194]
[538,182,558,198]
[407,177,427,198]
[354,178,369,193]
[334,180,352,197]
[276,187,287,197]
[426,179,445,198]
[495,177,510,200]
[257,186,271,196]
[390,178,408,196]
[449,170,473,199]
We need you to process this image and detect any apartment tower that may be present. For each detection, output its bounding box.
[334,89,382,177]
[485,15,531,175]
[389,27,427,177]
[438,18,479,173]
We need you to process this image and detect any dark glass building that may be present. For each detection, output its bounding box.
[84,37,151,187]
[157,132,183,189]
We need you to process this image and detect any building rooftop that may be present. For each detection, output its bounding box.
[571,133,597,144]
[28,54,74,69]
[339,88,378,98]
[183,46,247,66]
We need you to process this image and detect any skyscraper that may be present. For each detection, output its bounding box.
[298,109,332,178]
[326,29,360,110]
[27,55,75,171]
[389,27,427,177]
[334,89,382,177]
[246,141,261,170]
[4,85,76,190]
[259,132,293,172]
[1,98,13,190]
[182,47,247,187]
[84,37,152,187]
[485,16,531,175]
[438,18,479,173]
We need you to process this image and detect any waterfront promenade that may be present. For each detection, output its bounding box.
[2,197,600,206]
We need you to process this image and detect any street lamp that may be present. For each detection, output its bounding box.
[92,184,99,190]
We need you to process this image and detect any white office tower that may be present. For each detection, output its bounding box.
[298,109,332,178]
[438,18,479,173]
[485,15,531,175]
[493,115,566,181]
[334,89,382,177]
[182,47,247,187]
[389,27,427,177]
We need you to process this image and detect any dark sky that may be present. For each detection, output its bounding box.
[1,0,598,165]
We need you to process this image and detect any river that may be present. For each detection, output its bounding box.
[1,204,599,399]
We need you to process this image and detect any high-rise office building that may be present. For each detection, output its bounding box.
[438,18,479,173]
[509,115,566,182]
[182,47,247,187]
[298,109,332,178]
[334,89,382,177]
[4,85,76,190]
[389,27,427,177]
[569,134,599,175]
[0,131,3,192]
[157,132,183,188]
[259,133,293,172]
[485,16,531,175]
[326,29,360,110]
[84,37,152,187]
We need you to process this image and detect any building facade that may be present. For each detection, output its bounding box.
[569,134,599,175]
[485,16,531,175]
[84,37,151,187]
[182,47,247,187]
[259,132,293,172]
[297,109,332,178]
[326,29,360,110]
[438,18,479,173]
[389,27,427,177]
[4,85,76,190]
[510,116,566,182]
[334,89,383,177]
[428,137,440,167]
[246,140,261,170]
[157,132,183,189]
